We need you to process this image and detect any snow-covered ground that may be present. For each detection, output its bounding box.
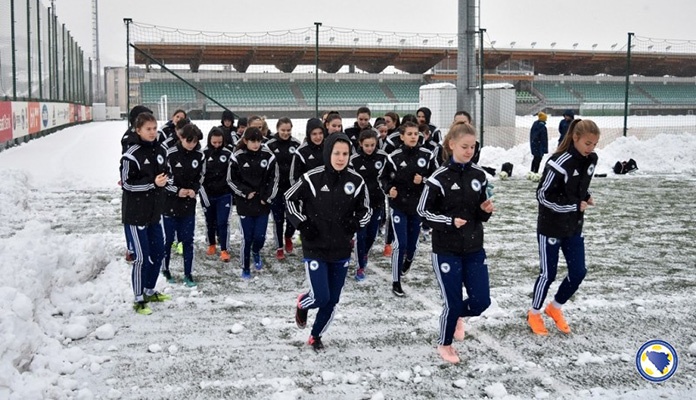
[1,120,695,400]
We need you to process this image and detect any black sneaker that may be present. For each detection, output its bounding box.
[392,281,405,297]
[401,259,413,276]
[162,269,175,283]
[295,294,308,329]
[308,336,324,352]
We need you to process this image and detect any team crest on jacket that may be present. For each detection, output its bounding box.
[219,155,227,163]
[587,164,595,175]
[417,158,427,168]
[375,161,383,169]
[261,159,268,168]
[344,182,356,195]
[192,160,199,169]
[309,260,319,271]
[157,155,165,165]
[290,147,296,153]
[393,215,401,224]
[547,237,557,245]
[440,263,451,273]
[470,179,482,192]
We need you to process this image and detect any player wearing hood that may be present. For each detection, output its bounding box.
[218,109,238,146]
[558,109,575,144]
[286,133,371,351]
[289,118,325,185]
[417,107,443,144]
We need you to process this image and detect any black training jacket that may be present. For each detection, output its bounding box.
[418,159,492,255]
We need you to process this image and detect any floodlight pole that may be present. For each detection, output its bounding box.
[124,18,132,123]
[479,28,485,146]
[623,32,633,137]
[314,22,322,118]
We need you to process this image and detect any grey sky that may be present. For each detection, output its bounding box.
[53,0,696,67]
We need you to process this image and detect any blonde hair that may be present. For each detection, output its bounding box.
[442,121,477,162]
[555,119,600,154]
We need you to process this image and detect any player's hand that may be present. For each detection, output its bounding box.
[453,218,467,228]
[480,199,494,213]
[155,173,168,187]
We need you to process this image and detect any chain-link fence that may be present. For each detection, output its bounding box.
[1,0,91,104]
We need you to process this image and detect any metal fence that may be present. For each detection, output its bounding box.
[0,0,92,104]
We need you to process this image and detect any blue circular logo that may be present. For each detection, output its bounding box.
[636,340,678,382]
[42,104,49,127]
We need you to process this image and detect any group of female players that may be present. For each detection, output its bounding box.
[119,105,600,364]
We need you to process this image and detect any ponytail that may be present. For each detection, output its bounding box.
[555,119,600,155]
[442,121,477,162]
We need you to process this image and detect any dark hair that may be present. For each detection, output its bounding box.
[171,109,187,119]
[324,113,342,128]
[454,110,472,123]
[276,117,293,129]
[322,110,341,122]
[181,124,203,143]
[356,106,371,116]
[236,127,264,151]
[207,126,227,147]
[555,119,600,155]
[399,121,419,135]
[442,121,477,162]
[175,116,191,130]
[401,114,418,125]
[135,112,157,130]
[358,129,378,143]
[418,123,430,135]
[384,112,400,127]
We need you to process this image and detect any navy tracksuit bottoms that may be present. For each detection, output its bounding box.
[202,194,232,251]
[238,214,269,271]
[163,214,196,276]
[298,258,350,338]
[127,218,165,301]
[531,232,587,310]
[431,250,491,346]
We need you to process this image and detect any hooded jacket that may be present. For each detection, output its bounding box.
[344,121,371,149]
[417,159,492,255]
[536,144,597,238]
[163,142,206,217]
[289,118,325,185]
[120,135,168,226]
[285,133,371,261]
[417,107,443,144]
[558,109,575,143]
[380,143,436,215]
[530,119,549,157]
[227,145,279,216]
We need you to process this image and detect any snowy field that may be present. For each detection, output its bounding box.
[1,120,695,400]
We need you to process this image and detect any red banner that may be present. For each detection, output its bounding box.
[0,102,12,142]
[28,102,41,134]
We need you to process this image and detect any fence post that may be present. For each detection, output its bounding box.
[314,22,322,118]
[10,0,17,100]
[37,0,42,99]
[479,28,485,146]
[124,18,132,119]
[623,32,633,137]
[26,0,31,99]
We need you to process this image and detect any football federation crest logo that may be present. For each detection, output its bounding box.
[157,155,165,165]
[440,263,451,273]
[587,164,596,176]
[375,161,383,169]
[219,155,227,163]
[417,158,427,168]
[260,159,268,168]
[636,340,678,382]
[308,260,320,271]
[344,182,356,195]
[192,160,199,169]
[470,179,481,192]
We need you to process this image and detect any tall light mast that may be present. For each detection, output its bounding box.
[91,0,101,101]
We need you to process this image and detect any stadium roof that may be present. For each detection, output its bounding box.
[133,43,696,77]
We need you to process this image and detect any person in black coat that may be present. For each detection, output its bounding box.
[286,133,371,351]
[218,109,237,146]
[228,127,279,279]
[417,121,494,364]
[200,127,234,262]
[417,107,443,144]
[160,109,187,139]
[558,109,575,144]
[379,121,436,297]
[289,118,325,185]
[266,117,302,260]
[349,129,389,281]
[344,106,372,149]
[120,112,171,314]
[528,119,599,336]
[530,112,549,173]
[162,124,205,287]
